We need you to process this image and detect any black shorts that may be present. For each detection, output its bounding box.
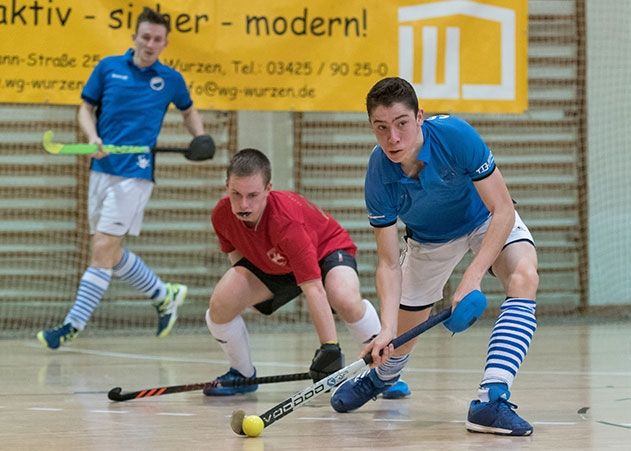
[233,249,358,315]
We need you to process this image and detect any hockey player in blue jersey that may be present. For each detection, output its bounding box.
[330,77,539,436]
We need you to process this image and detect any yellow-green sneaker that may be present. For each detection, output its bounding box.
[155,283,187,337]
[37,323,79,349]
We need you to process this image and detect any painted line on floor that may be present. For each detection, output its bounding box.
[22,342,302,370]
[403,367,631,377]
[596,421,631,429]
[16,404,618,430]
[373,418,415,422]
[296,417,580,426]
[297,417,337,421]
[22,344,631,377]
[533,421,576,425]
[156,412,196,417]
[297,416,429,423]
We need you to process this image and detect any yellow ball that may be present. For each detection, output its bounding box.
[242,415,264,437]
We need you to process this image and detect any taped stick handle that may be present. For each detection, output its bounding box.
[108,372,311,402]
[362,307,451,366]
[155,135,215,161]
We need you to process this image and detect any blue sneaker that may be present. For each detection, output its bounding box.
[155,283,187,337]
[382,379,411,399]
[37,323,79,350]
[203,367,258,396]
[330,368,397,412]
[466,399,534,436]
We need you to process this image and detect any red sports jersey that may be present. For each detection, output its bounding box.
[211,191,356,284]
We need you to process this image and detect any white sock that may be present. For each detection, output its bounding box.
[345,299,381,345]
[205,309,255,377]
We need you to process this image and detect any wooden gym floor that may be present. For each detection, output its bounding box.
[1,319,629,450]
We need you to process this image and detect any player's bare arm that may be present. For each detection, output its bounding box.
[181,106,205,137]
[227,250,243,265]
[453,168,515,304]
[77,102,106,158]
[366,224,401,366]
[299,279,338,344]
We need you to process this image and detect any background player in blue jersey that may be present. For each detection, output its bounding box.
[37,7,206,349]
[330,77,539,436]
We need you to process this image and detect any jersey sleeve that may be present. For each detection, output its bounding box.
[364,148,398,228]
[445,116,496,181]
[171,71,194,111]
[210,204,236,254]
[81,60,105,105]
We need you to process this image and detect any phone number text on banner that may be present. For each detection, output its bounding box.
[0,0,526,112]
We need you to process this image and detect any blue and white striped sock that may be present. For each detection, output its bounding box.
[376,354,410,382]
[112,249,166,300]
[65,267,112,330]
[481,297,537,393]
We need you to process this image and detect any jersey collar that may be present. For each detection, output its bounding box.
[378,122,433,184]
[417,123,432,164]
[124,48,168,75]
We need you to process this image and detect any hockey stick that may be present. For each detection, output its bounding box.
[42,130,215,161]
[230,289,487,436]
[43,130,149,155]
[108,371,311,402]
[231,307,451,436]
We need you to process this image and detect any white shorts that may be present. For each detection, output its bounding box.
[400,212,534,308]
[88,171,154,236]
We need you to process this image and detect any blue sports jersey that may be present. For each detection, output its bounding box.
[365,115,495,243]
[81,49,193,180]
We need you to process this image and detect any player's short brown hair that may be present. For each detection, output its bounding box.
[366,77,419,118]
[227,148,272,186]
[136,7,170,34]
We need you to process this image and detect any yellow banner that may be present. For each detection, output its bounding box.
[0,0,526,112]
